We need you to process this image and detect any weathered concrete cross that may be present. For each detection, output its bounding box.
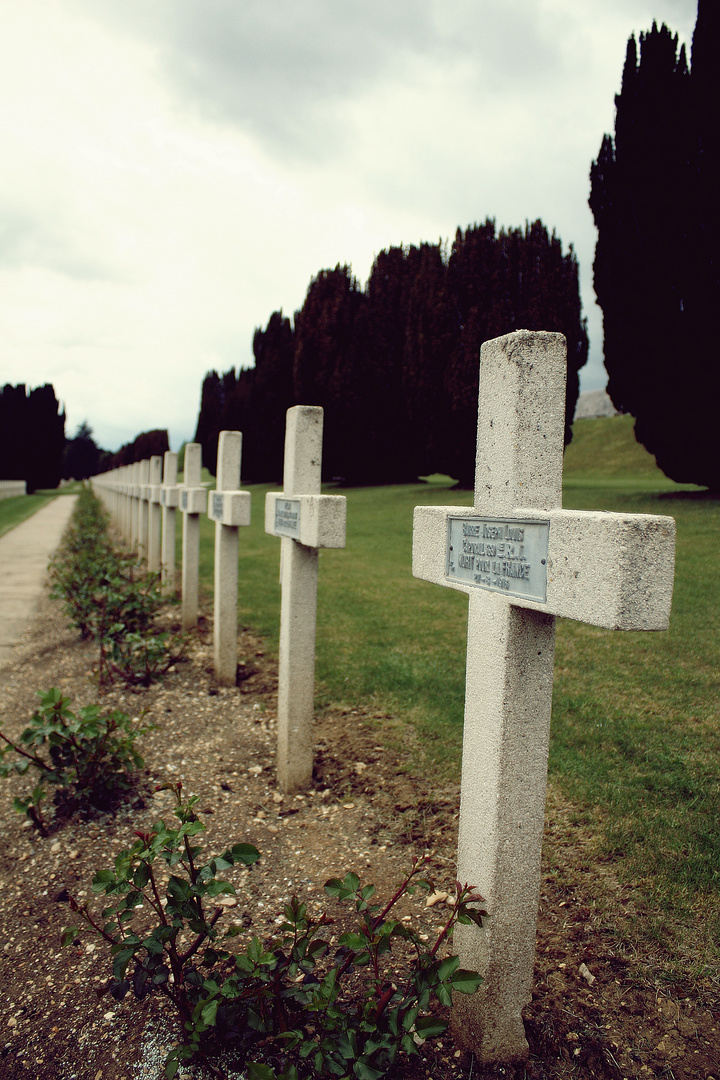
[160,451,179,596]
[412,330,676,1064]
[208,430,251,685]
[147,455,164,573]
[265,406,347,792]
[179,443,207,630]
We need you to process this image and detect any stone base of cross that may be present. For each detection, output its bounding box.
[412,331,676,1064]
[265,406,346,793]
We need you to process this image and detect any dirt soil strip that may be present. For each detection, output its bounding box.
[0,586,718,1079]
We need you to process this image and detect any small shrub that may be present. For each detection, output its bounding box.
[64,783,484,1079]
[49,488,186,687]
[0,689,151,833]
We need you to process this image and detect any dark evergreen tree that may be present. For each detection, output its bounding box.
[63,421,100,481]
[241,310,296,482]
[292,266,368,482]
[109,430,169,468]
[194,371,223,475]
[0,383,65,491]
[399,242,460,478]
[191,223,586,486]
[590,2,720,488]
[446,220,587,484]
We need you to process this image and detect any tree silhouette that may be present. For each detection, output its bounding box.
[590,1,720,488]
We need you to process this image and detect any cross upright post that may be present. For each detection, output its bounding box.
[208,430,251,685]
[130,461,141,552]
[265,406,346,792]
[147,455,164,572]
[412,330,676,1065]
[137,459,151,562]
[179,444,207,630]
[160,451,179,596]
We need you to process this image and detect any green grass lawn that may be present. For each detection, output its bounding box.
[179,416,718,977]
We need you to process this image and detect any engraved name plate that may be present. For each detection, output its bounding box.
[180,490,188,511]
[274,498,301,539]
[212,492,224,518]
[446,516,550,602]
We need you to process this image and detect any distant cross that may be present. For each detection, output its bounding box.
[207,430,251,685]
[160,451,179,596]
[147,455,163,572]
[179,443,207,630]
[137,458,150,560]
[412,330,676,1065]
[130,460,141,553]
[265,406,347,792]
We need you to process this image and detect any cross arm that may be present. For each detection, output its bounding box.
[208,489,252,527]
[265,492,347,549]
[413,505,676,631]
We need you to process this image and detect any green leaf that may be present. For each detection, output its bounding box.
[414,1015,448,1039]
[450,969,483,994]
[437,955,460,981]
[247,1064,277,1080]
[200,998,218,1027]
[338,932,368,950]
[353,1062,385,1080]
[112,946,136,981]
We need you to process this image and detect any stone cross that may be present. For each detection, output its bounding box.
[207,431,251,685]
[265,406,347,793]
[137,459,151,560]
[412,330,676,1065]
[179,443,207,630]
[147,455,164,573]
[160,451,179,596]
[130,461,141,553]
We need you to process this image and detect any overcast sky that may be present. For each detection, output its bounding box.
[0,0,697,454]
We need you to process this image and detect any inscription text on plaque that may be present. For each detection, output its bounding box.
[274,498,301,539]
[446,516,549,603]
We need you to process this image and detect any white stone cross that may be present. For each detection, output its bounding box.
[412,330,676,1065]
[160,451,179,596]
[130,460,142,553]
[179,443,207,630]
[265,406,347,792]
[147,455,164,573]
[137,458,151,560]
[207,430,251,685]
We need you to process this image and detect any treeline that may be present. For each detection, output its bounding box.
[195,220,588,487]
[103,430,170,470]
[0,384,65,492]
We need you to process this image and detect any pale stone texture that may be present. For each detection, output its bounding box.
[265,407,346,793]
[130,461,141,552]
[147,455,163,572]
[138,459,150,560]
[180,444,207,630]
[412,330,676,1064]
[161,451,178,596]
[208,431,251,685]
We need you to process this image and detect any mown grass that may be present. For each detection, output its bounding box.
[184,417,718,981]
[0,493,57,539]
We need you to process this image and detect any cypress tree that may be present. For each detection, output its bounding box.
[590,2,720,488]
